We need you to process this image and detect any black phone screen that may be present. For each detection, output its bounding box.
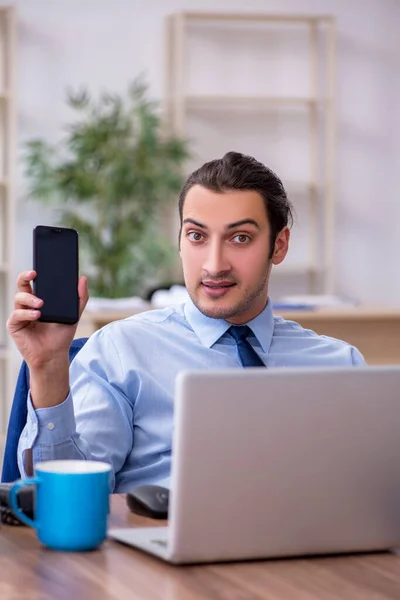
[33,225,79,324]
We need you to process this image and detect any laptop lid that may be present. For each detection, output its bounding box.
[167,366,400,563]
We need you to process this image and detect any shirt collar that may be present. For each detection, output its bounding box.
[184,297,274,353]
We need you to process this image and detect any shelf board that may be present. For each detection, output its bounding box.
[182,12,334,24]
[272,264,323,276]
[0,347,8,360]
[185,95,325,111]
[0,263,9,273]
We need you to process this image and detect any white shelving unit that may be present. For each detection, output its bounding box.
[164,12,336,295]
[0,6,16,438]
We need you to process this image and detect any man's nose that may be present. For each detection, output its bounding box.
[202,241,231,276]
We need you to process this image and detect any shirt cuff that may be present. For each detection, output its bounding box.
[27,391,77,445]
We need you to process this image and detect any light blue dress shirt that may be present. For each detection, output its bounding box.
[18,299,365,492]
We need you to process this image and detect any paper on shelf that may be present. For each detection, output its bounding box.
[151,285,189,308]
[276,295,359,308]
[85,296,149,312]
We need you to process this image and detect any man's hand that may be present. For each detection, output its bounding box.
[6,270,89,408]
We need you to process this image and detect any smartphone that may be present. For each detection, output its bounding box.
[33,225,79,324]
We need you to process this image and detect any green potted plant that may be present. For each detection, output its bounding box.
[24,77,190,299]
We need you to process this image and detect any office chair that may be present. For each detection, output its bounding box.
[1,338,88,483]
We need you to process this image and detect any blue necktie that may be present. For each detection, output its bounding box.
[228,325,265,367]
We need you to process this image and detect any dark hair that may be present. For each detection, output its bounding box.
[178,151,293,257]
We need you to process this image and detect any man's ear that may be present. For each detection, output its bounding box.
[272,227,290,266]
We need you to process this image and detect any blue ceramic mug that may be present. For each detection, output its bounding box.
[9,459,112,551]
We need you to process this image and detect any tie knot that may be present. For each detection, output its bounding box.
[228,325,252,343]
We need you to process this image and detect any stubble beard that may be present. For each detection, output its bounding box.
[189,272,270,321]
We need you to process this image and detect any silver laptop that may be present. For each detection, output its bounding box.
[109,366,400,564]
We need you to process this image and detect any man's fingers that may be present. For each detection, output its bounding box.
[15,292,43,310]
[17,271,36,294]
[78,276,89,317]
[6,308,41,333]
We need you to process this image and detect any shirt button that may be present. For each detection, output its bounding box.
[47,422,55,430]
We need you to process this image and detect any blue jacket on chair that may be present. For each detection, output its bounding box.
[1,337,88,483]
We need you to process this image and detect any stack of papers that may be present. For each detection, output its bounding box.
[273,295,359,311]
[151,285,189,308]
[85,297,149,312]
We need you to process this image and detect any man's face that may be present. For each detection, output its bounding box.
[179,185,289,324]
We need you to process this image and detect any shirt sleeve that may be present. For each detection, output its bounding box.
[17,328,135,492]
[351,346,367,365]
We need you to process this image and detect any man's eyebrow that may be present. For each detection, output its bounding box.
[225,219,260,230]
[182,218,208,229]
[182,218,260,230]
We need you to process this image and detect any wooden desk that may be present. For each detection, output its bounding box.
[78,306,400,365]
[1,495,400,599]
[278,306,400,365]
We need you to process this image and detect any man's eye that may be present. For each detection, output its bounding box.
[232,234,250,244]
[187,231,204,242]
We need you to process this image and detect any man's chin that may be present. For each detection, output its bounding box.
[193,298,238,320]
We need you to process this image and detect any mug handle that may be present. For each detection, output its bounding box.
[9,477,39,528]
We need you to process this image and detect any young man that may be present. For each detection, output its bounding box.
[7,152,365,492]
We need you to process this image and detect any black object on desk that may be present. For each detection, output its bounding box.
[0,482,35,526]
[127,485,169,519]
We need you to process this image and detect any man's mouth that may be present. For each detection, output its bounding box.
[202,281,236,289]
[201,281,237,298]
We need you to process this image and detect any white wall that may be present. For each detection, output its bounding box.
[5,0,400,305]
